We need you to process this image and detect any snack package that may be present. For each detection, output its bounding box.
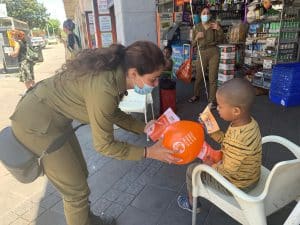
[146,108,180,142]
[198,141,223,165]
[199,105,220,134]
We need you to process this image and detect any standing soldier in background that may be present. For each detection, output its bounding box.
[63,19,82,61]
[9,30,35,90]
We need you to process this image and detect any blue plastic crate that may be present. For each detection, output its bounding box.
[270,63,300,107]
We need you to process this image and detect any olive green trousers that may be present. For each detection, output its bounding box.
[11,91,91,225]
[194,46,219,103]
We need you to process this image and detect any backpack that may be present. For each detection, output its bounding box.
[26,45,39,62]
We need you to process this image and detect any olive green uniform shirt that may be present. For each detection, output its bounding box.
[192,22,225,49]
[35,67,146,160]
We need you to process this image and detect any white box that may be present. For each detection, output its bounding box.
[220,52,235,59]
[244,57,252,65]
[263,59,273,69]
[218,74,234,82]
[219,63,235,70]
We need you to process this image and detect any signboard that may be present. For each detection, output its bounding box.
[107,0,114,8]
[97,0,109,14]
[99,16,112,32]
[88,13,94,24]
[101,32,113,47]
[0,4,7,18]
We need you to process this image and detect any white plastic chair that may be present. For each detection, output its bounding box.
[119,89,154,124]
[191,135,300,225]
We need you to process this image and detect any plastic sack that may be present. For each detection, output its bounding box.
[198,141,223,165]
[176,58,192,83]
[146,108,180,142]
[162,120,204,165]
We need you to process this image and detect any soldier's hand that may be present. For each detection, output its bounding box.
[147,139,182,164]
[195,32,204,40]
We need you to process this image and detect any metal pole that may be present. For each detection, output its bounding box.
[189,0,209,101]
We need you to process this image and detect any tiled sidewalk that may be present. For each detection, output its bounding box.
[1,80,299,225]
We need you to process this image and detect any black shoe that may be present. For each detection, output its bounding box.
[90,212,117,225]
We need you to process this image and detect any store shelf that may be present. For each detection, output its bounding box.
[279,39,299,43]
[252,83,270,90]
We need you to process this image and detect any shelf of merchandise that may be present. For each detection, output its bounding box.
[245,0,300,90]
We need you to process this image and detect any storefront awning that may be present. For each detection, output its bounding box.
[62,0,78,19]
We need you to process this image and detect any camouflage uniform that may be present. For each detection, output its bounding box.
[19,60,34,82]
[17,39,35,83]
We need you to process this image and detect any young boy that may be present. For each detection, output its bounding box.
[177,78,262,212]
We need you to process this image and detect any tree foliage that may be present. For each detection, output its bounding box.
[3,0,50,29]
[47,18,60,36]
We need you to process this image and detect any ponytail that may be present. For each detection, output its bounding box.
[63,44,126,77]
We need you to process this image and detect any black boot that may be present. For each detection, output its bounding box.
[89,211,117,225]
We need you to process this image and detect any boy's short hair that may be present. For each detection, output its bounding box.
[163,46,172,54]
[217,78,255,111]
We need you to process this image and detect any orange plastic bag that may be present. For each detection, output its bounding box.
[176,58,192,83]
[145,108,180,142]
[198,141,223,165]
[162,120,204,165]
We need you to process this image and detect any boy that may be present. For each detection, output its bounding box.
[177,78,262,212]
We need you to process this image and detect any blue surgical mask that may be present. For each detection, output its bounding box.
[134,77,154,95]
[201,15,210,23]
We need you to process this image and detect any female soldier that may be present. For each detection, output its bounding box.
[9,30,35,89]
[188,7,224,109]
[10,41,181,225]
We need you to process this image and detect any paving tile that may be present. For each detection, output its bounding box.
[114,192,135,206]
[204,205,240,225]
[91,198,112,215]
[33,210,66,225]
[267,201,297,225]
[125,183,145,195]
[131,185,177,216]
[104,202,126,218]
[10,218,30,225]
[117,206,157,225]
[51,200,64,215]
[157,196,209,225]
[21,205,46,222]
[0,211,19,225]
[39,193,61,209]
[14,201,36,216]
[102,189,121,202]
[146,164,186,192]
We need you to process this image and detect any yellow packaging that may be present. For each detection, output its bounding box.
[200,105,220,134]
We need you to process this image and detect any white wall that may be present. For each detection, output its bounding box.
[114,0,157,46]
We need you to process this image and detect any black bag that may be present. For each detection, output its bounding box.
[26,45,39,62]
[0,124,85,183]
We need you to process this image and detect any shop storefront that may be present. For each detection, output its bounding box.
[156,0,300,106]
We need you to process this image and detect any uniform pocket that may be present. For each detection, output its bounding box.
[10,93,52,135]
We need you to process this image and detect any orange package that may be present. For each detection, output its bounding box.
[198,141,223,165]
[199,104,220,134]
[146,108,180,142]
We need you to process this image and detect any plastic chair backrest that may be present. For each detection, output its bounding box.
[263,159,300,214]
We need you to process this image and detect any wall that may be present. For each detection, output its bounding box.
[114,0,157,46]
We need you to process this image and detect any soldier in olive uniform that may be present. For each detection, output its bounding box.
[9,30,35,89]
[188,7,225,109]
[10,41,181,225]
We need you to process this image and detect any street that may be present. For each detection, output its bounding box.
[0,43,66,130]
[0,43,66,225]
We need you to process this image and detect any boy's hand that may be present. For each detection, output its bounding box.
[198,113,208,134]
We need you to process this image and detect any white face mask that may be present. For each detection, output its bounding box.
[201,15,210,23]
